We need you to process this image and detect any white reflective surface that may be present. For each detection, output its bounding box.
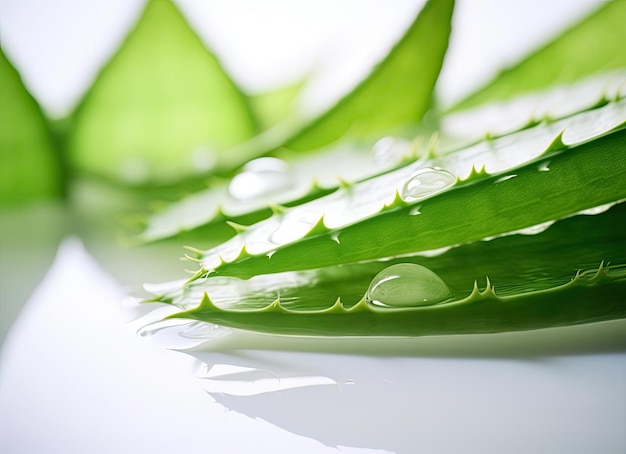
[1,240,625,453]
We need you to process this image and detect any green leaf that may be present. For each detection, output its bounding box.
[167,263,626,337]
[285,0,454,151]
[154,202,626,313]
[68,0,257,185]
[137,136,422,244]
[452,1,626,112]
[0,48,62,205]
[192,101,626,279]
[209,0,454,172]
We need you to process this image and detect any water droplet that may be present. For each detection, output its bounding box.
[228,157,294,201]
[495,174,517,183]
[400,168,455,202]
[409,206,422,216]
[366,263,453,308]
[372,136,413,165]
[538,161,550,172]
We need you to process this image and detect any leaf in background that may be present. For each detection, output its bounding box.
[0,48,61,205]
[211,0,454,172]
[451,1,626,112]
[284,0,454,151]
[68,0,257,185]
[248,80,305,130]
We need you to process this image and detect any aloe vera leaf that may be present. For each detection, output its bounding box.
[139,73,626,242]
[207,0,454,173]
[67,0,257,185]
[168,262,626,337]
[451,1,626,112]
[283,0,453,151]
[138,136,421,243]
[442,70,626,144]
[191,101,626,278]
[140,76,626,244]
[152,202,626,314]
[0,48,62,205]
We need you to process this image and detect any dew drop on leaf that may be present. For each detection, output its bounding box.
[366,263,453,308]
[399,168,455,202]
[228,157,294,201]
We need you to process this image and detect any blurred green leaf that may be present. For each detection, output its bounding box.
[68,0,258,185]
[0,48,62,205]
[285,0,454,150]
[248,80,305,130]
[452,1,626,111]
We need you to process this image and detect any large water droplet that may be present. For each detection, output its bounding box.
[228,157,293,202]
[400,168,455,202]
[366,263,453,308]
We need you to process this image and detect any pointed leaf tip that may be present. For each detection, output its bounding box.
[543,130,567,154]
[225,220,250,234]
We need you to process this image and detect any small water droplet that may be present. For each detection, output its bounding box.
[372,136,412,165]
[409,206,422,216]
[366,263,453,308]
[400,168,455,202]
[228,157,293,201]
[538,161,550,172]
[495,174,517,183]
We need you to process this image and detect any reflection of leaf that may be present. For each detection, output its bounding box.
[68,0,257,185]
[452,1,626,111]
[0,48,61,205]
